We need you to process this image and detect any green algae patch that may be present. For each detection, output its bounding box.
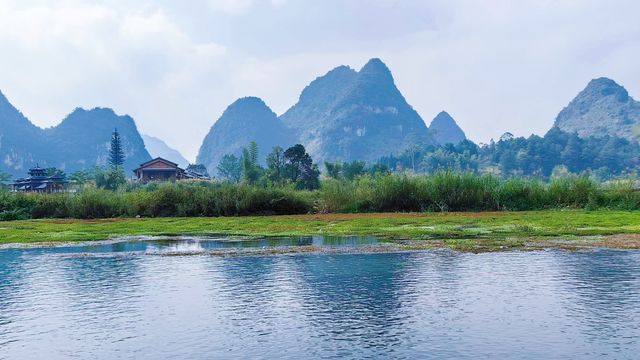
[1,210,639,252]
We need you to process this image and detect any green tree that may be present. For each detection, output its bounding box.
[499,151,517,177]
[298,163,321,190]
[242,141,263,184]
[421,148,460,173]
[284,144,308,182]
[404,144,422,173]
[284,144,319,189]
[324,161,343,179]
[0,171,11,191]
[342,161,366,180]
[266,146,286,184]
[560,134,582,172]
[109,128,125,169]
[46,168,66,177]
[70,170,92,187]
[248,141,259,166]
[368,163,390,176]
[217,154,242,182]
[94,167,126,190]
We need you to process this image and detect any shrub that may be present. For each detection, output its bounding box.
[0,173,638,220]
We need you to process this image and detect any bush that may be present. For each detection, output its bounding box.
[498,178,548,210]
[0,174,638,220]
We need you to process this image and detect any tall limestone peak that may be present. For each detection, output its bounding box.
[357,58,394,83]
[197,97,293,175]
[281,58,431,164]
[0,89,13,113]
[583,77,629,101]
[0,90,44,175]
[339,58,404,108]
[46,107,150,173]
[0,90,39,130]
[429,111,466,145]
[554,77,639,140]
[297,65,358,106]
[283,65,358,134]
[0,89,14,112]
[219,96,277,119]
[0,91,150,176]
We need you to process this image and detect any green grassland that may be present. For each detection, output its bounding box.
[2,210,639,252]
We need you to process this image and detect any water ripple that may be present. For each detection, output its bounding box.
[0,241,639,359]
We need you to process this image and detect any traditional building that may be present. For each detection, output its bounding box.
[133,157,188,183]
[12,166,68,193]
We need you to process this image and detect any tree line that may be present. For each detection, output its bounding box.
[2,128,638,192]
[379,128,640,180]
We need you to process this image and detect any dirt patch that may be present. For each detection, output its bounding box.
[602,234,640,249]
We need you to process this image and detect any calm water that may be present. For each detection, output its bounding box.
[1,238,640,359]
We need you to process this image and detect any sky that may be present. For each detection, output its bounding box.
[0,0,639,161]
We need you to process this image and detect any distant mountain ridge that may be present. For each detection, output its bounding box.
[198,58,449,172]
[8,62,639,180]
[142,134,190,168]
[554,77,640,140]
[0,92,150,177]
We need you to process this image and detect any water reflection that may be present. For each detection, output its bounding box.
[18,235,383,255]
[291,254,410,356]
[0,241,639,359]
[553,250,640,343]
[0,250,26,347]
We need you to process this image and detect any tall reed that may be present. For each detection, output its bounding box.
[1,174,638,220]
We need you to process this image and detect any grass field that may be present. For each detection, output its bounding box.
[1,210,640,251]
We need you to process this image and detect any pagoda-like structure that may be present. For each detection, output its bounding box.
[11,166,68,193]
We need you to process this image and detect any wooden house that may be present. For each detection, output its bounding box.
[133,157,188,183]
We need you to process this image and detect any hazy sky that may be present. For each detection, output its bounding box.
[1,0,639,160]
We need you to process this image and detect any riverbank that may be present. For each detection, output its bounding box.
[1,210,640,252]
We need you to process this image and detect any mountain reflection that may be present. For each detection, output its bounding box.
[553,250,640,338]
[288,253,412,353]
[0,244,639,359]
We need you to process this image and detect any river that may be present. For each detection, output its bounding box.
[1,237,639,359]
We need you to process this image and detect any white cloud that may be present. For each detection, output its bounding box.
[208,0,286,15]
[0,0,638,160]
[0,0,229,160]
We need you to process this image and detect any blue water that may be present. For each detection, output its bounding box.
[1,239,639,359]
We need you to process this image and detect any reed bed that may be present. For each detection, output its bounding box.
[1,173,638,220]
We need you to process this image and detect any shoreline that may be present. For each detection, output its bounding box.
[2,235,639,254]
[1,210,639,252]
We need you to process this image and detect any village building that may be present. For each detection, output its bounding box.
[12,166,68,193]
[133,157,205,182]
